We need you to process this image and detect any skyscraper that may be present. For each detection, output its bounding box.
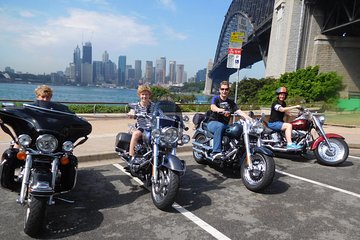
[176,64,184,84]
[134,60,142,84]
[155,57,166,85]
[168,61,176,84]
[145,61,153,85]
[81,42,93,85]
[73,45,81,83]
[204,59,213,95]
[118,55,126,86]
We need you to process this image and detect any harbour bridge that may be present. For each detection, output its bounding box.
[206,0,360,97]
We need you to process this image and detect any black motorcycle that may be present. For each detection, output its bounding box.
[115,100,190,210]
[192,112,275,192]
[0,101,91,237]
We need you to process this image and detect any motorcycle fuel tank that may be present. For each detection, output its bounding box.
[291,119,309,131]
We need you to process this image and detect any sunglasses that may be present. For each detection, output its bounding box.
[220,88,229,91]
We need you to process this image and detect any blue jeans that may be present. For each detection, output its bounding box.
[207,121,227,153]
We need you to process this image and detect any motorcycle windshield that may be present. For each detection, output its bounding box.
[152,100,183,127]
[0,102,92,142]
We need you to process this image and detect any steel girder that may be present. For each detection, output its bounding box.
[312,0,360,36]
[210,0,274,81]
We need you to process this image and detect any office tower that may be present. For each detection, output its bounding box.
[135,60,142,83]
[168,61,176,84]
[81,42,93,85]
[93,61,104,84]
[104,60,116,83]
[102,50,109,62]
[145,61,153,85]
[155,57,166,84]
[118,55,126,86]
[204,59,213,95]
[73,45,81,83]
[176,64,184,84]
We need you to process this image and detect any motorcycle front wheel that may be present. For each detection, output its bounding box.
[24,196,47,237]
[314,138,349,166]
[151,167,180,211]
[241,153,275,192]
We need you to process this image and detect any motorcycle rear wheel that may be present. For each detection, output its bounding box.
[151,167,180,211]
[314,138,349,166]
[193,134,207,164]
[241,153,275,192]
[24,196,47,237]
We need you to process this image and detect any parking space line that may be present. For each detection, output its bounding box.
[276,169,360,198]
[113,163,231,240]
[349,155,360,160]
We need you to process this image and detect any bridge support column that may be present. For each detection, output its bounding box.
[310,36,360,98]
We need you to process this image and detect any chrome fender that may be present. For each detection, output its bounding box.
[311,133,345,150]
[252,146,274,157]
[161,154,186,176]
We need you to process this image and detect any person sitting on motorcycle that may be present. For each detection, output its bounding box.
[207,80,252,160]
[32,85,73,113]
[268,86,302,150]
[127,85,154,162]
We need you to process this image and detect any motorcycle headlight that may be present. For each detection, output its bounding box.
[36,134,58,153]
[161,127,179,144]
[62,141,74,152]
[152,129,161,138]
[181,134,190,144]
[318,115,325,125]
[251,121,264,135]
[18,134,32,147]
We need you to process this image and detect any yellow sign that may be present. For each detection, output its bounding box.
[230,32,246,43]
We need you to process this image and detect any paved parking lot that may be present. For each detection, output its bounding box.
[0,150,359,240]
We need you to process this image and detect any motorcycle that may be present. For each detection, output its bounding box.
[260,107,349,166]
[0,101,92,237]
[115,100,190,210]
[192,112,275,192]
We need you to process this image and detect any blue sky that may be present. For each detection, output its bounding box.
[0,0,265,80]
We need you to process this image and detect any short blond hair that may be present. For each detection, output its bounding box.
[219,81,229,88]
[35,85,53,98]
[137,85,151,95]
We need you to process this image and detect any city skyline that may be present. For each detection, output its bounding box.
[0,0,265,81]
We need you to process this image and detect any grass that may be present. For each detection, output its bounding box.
[324,112,360,126]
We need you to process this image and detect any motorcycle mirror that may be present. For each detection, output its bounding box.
[128,103,137,109]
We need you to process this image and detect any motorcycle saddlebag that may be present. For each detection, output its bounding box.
[193,113,206,125]
[115,132,132,152]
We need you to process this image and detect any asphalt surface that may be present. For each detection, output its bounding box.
[0,151,359,239]
[0,114,359,239]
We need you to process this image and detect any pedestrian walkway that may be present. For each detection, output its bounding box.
[0,113,359,163]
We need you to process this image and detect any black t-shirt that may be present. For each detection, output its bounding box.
[269,99,286,123]
[208,95,238,124]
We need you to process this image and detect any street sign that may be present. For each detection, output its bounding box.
[227,54,241,69]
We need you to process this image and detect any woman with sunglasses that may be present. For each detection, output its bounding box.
[207,80,252,160]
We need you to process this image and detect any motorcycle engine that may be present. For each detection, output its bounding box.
[130,156,147,176]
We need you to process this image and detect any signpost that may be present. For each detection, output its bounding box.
[226,14,249,120]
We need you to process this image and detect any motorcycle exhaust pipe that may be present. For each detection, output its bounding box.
[192,141,212,151]
[265,145,290,152]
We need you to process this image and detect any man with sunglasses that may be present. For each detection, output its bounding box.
[207,81,252,160]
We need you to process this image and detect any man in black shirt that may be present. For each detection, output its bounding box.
[207,81,252,159]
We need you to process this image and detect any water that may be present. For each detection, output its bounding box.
[0,82,209,103]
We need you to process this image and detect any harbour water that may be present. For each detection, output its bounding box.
[0,82,208,103]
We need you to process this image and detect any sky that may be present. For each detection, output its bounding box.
[0,0,265,81]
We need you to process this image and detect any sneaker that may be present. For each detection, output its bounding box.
[286,143,302,150]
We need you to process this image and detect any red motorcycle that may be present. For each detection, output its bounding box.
[260,108,349,166]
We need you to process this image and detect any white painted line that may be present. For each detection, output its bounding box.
[172,203,231,240]
[276,169,360,198]
[349,155,360,160]
[113,163,231,240]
